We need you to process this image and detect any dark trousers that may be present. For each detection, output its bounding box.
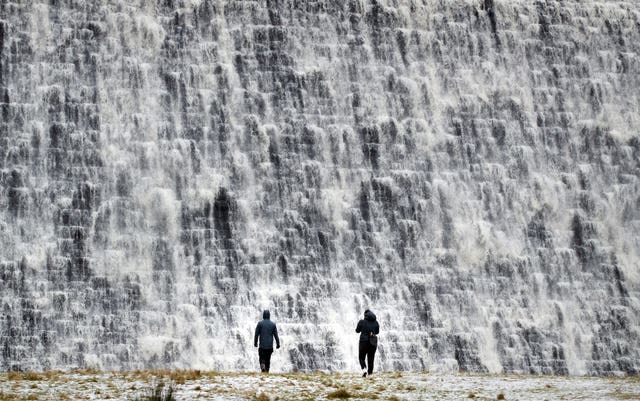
[258,348,273,372]
[359,342,377,374]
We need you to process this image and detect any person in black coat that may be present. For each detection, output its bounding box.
[356,309,379,377]
[254,309,280,373]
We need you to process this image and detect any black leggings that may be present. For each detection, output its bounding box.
[359,342,377,374]
[258,348,273,372]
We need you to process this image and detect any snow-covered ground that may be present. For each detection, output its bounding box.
[0,371,638,400]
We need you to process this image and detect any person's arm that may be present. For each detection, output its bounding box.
[273,324,280,349]
[254,322,261,347]
[356,320,363,333]
[373,321,380,335]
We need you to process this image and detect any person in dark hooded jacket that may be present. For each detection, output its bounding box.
[356,309,379,377]
[254,309,280,373]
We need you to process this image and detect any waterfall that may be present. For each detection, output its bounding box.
[1,0,639,374]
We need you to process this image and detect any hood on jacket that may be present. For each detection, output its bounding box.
[263,309,270,320]
[364,309,376,321]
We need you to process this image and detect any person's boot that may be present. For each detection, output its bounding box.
[361,368,367,377]
[260,363,266,372]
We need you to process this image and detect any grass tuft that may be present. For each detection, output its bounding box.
[468,392,476,399]
[5,372,46,381]
[0,392,15,401]
[170,369,202,384]
[6,372,21,381]
[497,393,505,400]
[254,393,270,401]
[327,388,353,399]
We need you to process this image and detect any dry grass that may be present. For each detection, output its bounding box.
[2,370,69,382]
[122,369,212,384]
[1,370,639,401]
[321,379,335,387]
[0,393,17,401]
[327,388,353,399]
[7,372,44,381]
[608,390,640,400]
[168,370,203,384]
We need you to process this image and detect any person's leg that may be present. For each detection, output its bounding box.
[264,349,273,372]
[367,344,377,375]
[358,342,367,370]
[358,342,368,376]
[258,349,267,372]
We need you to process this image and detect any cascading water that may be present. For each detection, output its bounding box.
[0,0,639,375]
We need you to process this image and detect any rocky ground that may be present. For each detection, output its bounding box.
[0,370,638,401]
